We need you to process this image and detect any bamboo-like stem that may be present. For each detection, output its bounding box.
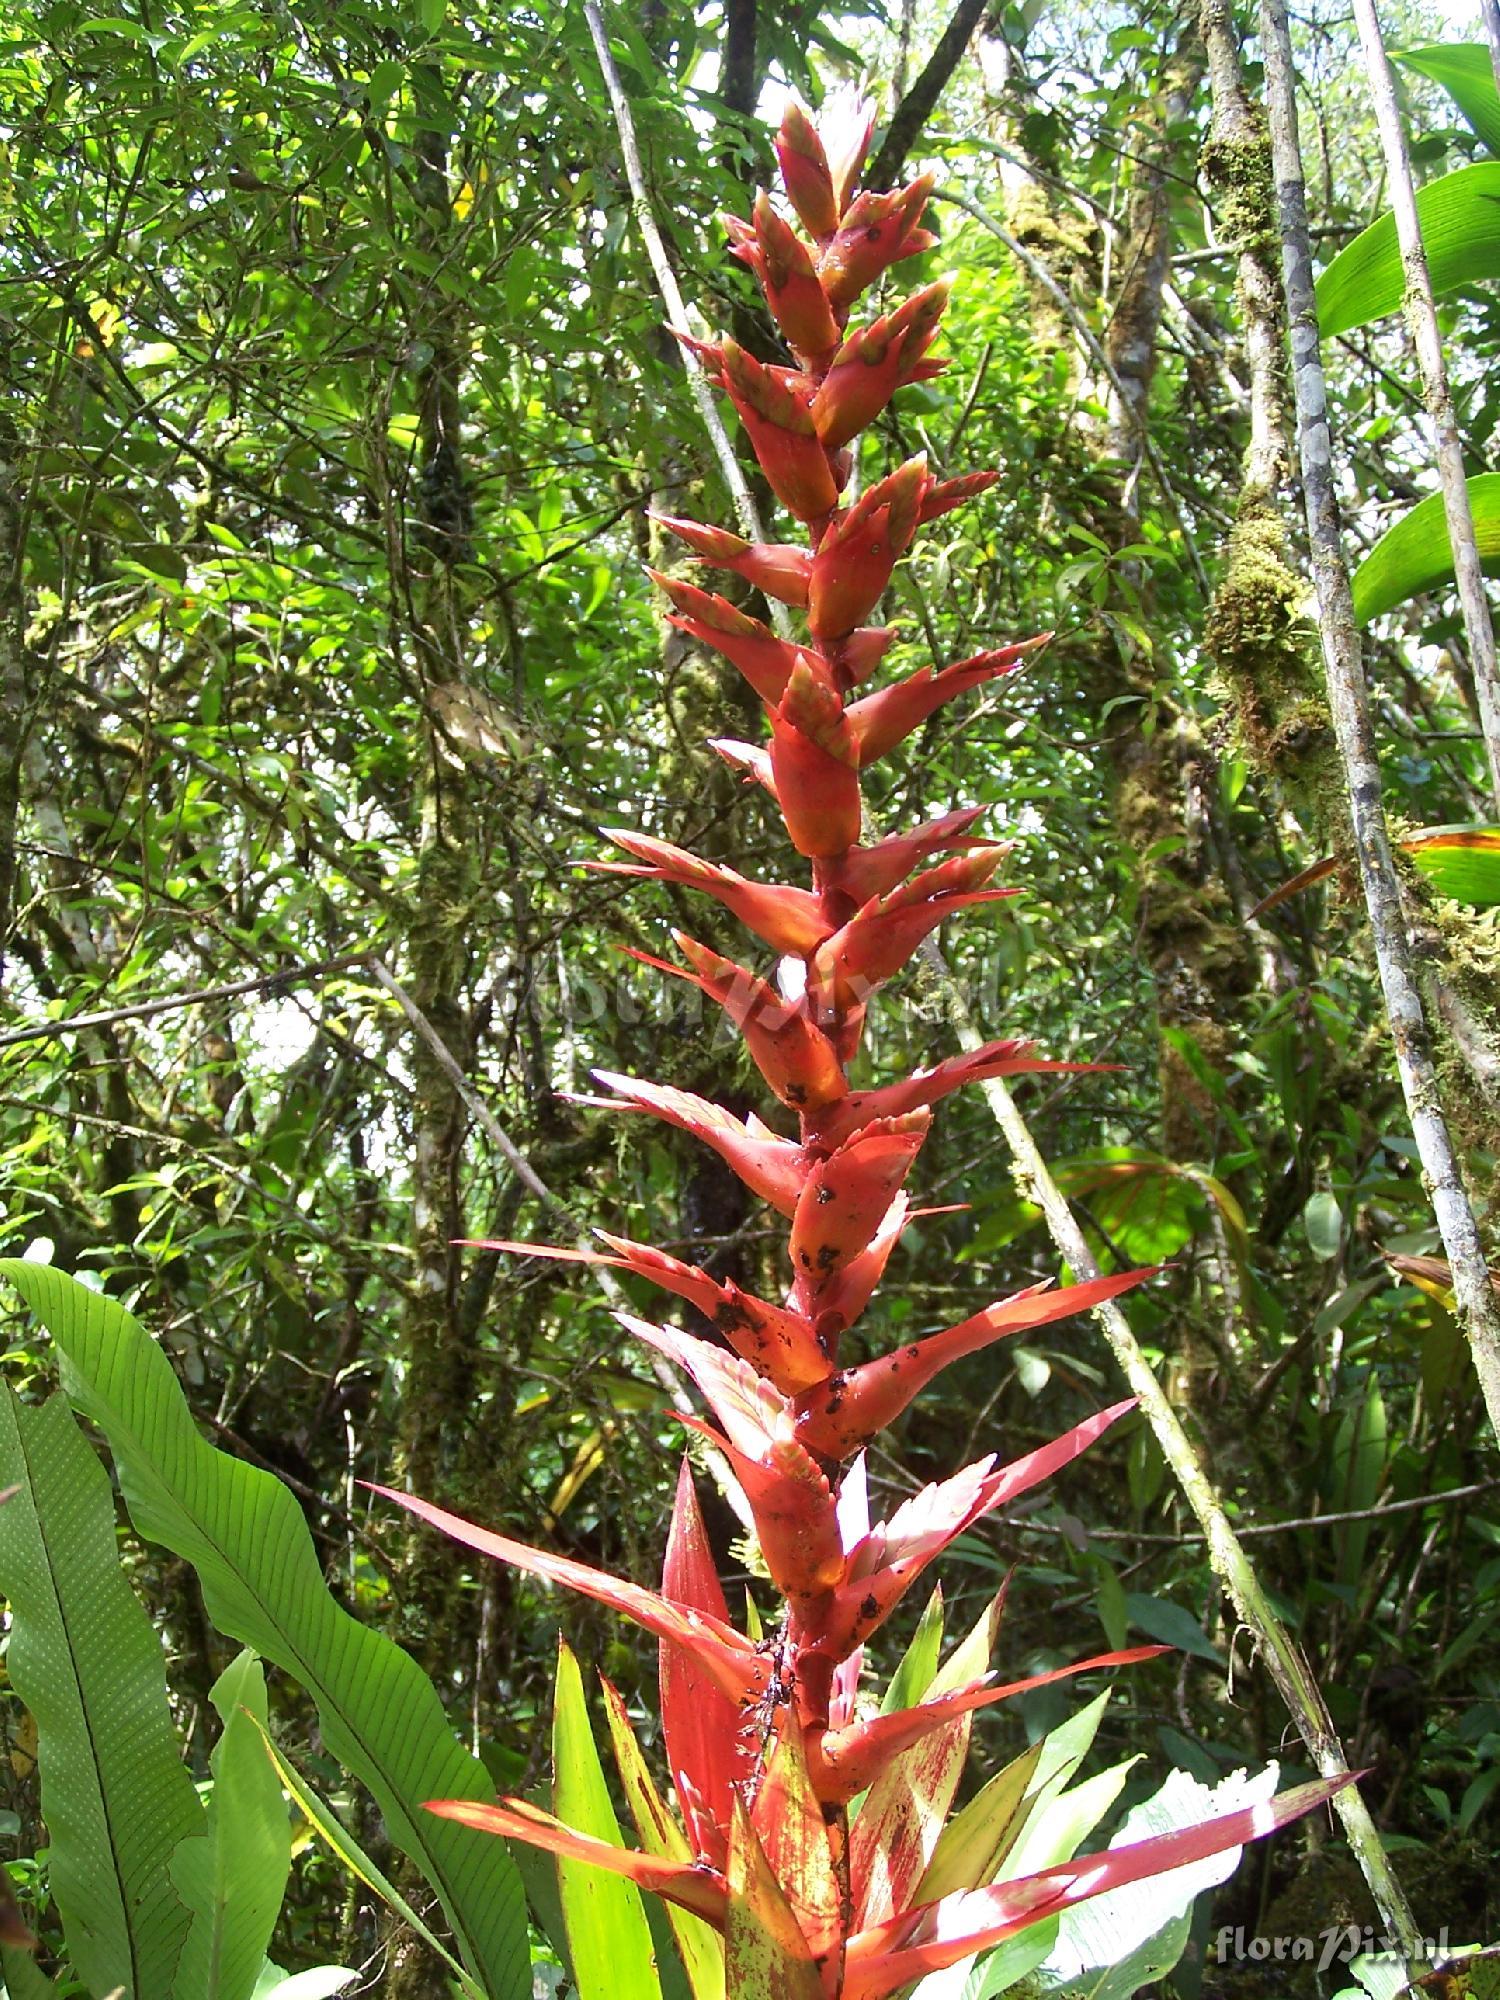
[1258,0,1500,1442]
[923,943,1426,1965]
[1350,0,1500,812]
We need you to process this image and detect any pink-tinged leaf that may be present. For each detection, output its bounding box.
[974,1399,1138,1515]
[811,1040,1107,1149]
[661,1459,744,1856]
[594,832,830,957]
[841,1775,1358,1999]
[793,1271,1158,1459]
[470,1232,831,1395]
[624,1320,846,1602]
[845,643,1044,766]
[811,1648,1168,1804]
[369,1485,765,1703]
[423,1795,729,1928]
[751,1709,843,1965]
[586,1074,807,1215]
[790,1115,931,1297]
[847,1593,1004,1931]
[725,1795,825,2000]
[828,807,997,905]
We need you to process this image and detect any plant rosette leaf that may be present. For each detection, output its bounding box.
[1029,1763,1282,1997]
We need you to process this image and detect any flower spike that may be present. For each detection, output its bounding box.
[387,81,1358,1995]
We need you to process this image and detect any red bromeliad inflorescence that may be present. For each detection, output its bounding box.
[376,86,1353,2000]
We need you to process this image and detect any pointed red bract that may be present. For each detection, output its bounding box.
[807,458,928,639]
[661,1458,746,1854]
[846,644,1044,765]
[651,513,814,608]
[793,1270,1160,1459]
[594,831,830,956]
[585,1071,807,1213]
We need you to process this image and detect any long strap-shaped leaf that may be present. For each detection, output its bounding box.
[0,1263,529,2000]
[0,1386,204,2000]
[168,1653,290,2000]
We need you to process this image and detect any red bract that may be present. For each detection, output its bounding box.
[386,87,1356,2000]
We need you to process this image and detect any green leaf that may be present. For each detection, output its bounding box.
[250,1969,358,1999]
[248,1721,483,1999]
[1396,45,1500,153]
[1303,1190,1344,1260]
[881,1585,946,1716]
[1124,1593,1224,1665]
[0,1263,528,2000]
[1315,163,1500,336]
[0,1386,204,2000]
[0,1945,58,2000]
[552,1640,662,2000]
[1352,474,1500,620]
[601,1683,725,2000]
[169,1652,290,2000]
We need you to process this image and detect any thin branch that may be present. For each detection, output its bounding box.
[0,951,371,1050]
[923,934,1425,1966]
[867,0,989,191]
[1261,0,1500,1462]
[996,1475,1500,1543]
[1350,0,1500,813]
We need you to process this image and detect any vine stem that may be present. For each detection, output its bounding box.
[587,5,1430,1965]
[1259,0,1500,1457]
[1349,0,1500,813]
